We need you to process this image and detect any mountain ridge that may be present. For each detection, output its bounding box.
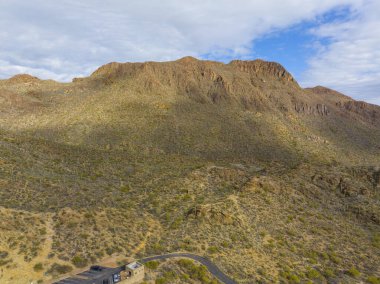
[1,57,379,165]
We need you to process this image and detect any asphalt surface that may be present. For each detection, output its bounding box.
[140,253,237,284]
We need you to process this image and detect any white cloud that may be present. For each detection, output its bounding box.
[302,1,380,105]
[0,0,362,82]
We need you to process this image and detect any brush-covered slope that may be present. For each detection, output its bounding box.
[0,58,379,284]
[1,57,379,164]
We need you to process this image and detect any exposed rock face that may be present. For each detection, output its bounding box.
[336,100,379,124]
[294,102,329,116]
[229,59,295,83]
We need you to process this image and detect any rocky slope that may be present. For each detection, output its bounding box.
[0,58,379,283]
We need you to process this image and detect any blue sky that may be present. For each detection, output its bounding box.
[247,6,353,81]
[0,0,379,105]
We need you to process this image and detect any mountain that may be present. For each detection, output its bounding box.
[0,58,379,283]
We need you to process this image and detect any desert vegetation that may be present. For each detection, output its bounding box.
[0,58,379,283]
[143,259,220,284]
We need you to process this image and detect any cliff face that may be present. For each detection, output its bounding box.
[229,59,296,83]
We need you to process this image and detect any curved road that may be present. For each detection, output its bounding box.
[140,253,237,284]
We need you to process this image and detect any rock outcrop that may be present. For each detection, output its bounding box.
[229,59,295,83]
[336,100,379,124]
[294,102,329,116]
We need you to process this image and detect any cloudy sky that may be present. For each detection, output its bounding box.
[0,0,379,105]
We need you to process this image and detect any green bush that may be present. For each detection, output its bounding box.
[307,268,321,279]
[178,259,194,268]
[288,274,301,284]
[221,240,230,248]
[347,267,361,278]
[324,268,335,278]
[177,259,215,283]
[145,260,160,270]
[367,276,380,284]
[47,263,73,275]
[280,271,300,284]
[0,259,11,267]
[328,252,341,264]
[0,251,9,259]
[181,273,190,280]
[33,262,44,272]
[155,278,167,284]
[207,246,219,254]
[372,234,380,248]
[163,271,177,280]
[71,255,88,268]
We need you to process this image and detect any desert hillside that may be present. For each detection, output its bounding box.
[0,57,379,284]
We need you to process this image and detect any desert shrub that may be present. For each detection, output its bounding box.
[71,255,88,268]
[95,251,105,258]
[155,278,167,284]
[169,217,183,229]
[162,271,177,280]
[280,271,300,284]
[149,242,164,254]
[181,273,190,280]
[372,233,380,248]
[105,247,116,255]
[221,240,230,248]
[0,251,9,259]
[178,259,194,268]
[145,260,159,270]
[84,212,93,219]
[177,259,215,283]
[288,274,301,284]
[33,262,44,272]
[320,252,329,260]
[367,276,380,284]
[47,263,73,275]
[347,267,361,278]
[207,246,218,254]
[307,268,321,279]
[323,268,335,278]
[328,251,341,264]
[67,221,78,229]
[0,259,11,266]
[119,185,130,193]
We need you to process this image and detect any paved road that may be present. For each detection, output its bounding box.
[140,253,237,284]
